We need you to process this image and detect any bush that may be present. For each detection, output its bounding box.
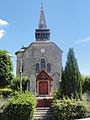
[82,76,90,93]
[3,91,36,120]
[53,89,62,100]
[52,98,89,120]
[10,75,29,91]
[0,88,12,97]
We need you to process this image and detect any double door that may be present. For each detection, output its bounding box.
[39,81,48,95]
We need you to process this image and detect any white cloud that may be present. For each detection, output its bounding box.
[0,29,5,39]
[0,19,8,26]
[77,36,90,43]
[0,19,8,39]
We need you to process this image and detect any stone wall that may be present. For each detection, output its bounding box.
[16,41,62,95]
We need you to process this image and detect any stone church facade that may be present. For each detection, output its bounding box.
[16,4,62,105]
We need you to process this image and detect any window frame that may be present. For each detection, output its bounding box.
[41,58,46,70]
[47,63,51,73]
[35,63,40,73]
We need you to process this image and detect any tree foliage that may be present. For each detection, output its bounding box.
[61,48,82,99]
[10,75,29,91]
[82,76,90,93]
[0,50,13,87]
[0,88,12,97]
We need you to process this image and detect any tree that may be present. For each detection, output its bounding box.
[0,50,13,87]
[61,48,82,99]
[82,75,90,93]
[10,75,29,91]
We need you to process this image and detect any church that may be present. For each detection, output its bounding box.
[15,4,62,107]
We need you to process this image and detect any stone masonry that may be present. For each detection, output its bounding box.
[15,3,63,97]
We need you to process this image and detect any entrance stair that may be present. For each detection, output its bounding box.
[34,107,54,120]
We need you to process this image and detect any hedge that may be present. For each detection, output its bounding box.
[52,98,89,120]
[0,88,12,97]
[3,91,36,120]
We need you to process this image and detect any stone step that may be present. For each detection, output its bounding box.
[34,111,53,115]
[36,107,51,110]
[34,116,53,120]
[35,107,53,112]
[34,114,53,117]
[35,109,53,113]
[34,112,53,116]
[34,107,54,120]
[34,116,54,120]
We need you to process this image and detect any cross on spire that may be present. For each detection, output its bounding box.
[38,2,47,29]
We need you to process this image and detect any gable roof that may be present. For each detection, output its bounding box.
[36,70,53,81]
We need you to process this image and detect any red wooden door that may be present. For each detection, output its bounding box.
[39,81,48,95]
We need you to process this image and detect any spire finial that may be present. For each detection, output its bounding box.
[41,1,43,8]
[41,0,43,9]
[38,2,47,29]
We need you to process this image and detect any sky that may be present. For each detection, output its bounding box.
[0,0,90,76]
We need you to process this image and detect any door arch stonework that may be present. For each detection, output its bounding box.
[36,70,53,96]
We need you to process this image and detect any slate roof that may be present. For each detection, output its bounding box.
[38,3,47,29]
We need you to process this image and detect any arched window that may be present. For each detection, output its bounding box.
[36,63,39,72]
[47,63,51,73]
[41,58,45,69]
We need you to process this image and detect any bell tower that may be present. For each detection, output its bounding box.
[35,3,50,41]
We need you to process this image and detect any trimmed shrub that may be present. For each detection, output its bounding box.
[3,91,36,120]
[52,98,89,120]
[0,88,12,97]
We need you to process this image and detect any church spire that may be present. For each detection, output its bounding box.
[38,2,47,29]
[35,2,50,41]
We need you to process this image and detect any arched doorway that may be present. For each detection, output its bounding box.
[36,70,53,96]
[39,81,48,95]
[36,70,53,107]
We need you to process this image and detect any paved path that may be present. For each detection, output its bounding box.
[76,118,90,120]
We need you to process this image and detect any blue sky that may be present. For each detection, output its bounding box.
[0,0,90,76]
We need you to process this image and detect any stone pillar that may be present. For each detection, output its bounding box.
[52,72,60,90]
[30,73,36,96]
